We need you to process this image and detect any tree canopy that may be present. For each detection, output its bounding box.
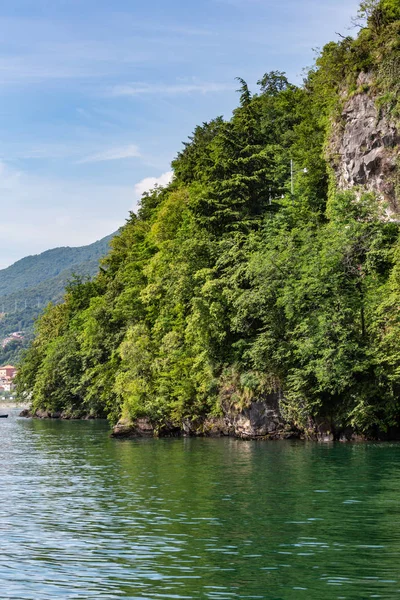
[16,2,400,436]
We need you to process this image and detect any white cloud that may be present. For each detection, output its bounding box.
[134,171,174,198]
[112,82,235,97]
[78,145,141,164]
[0,19,214,88]
[0,163,177,268]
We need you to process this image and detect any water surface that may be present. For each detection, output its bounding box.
[1,410,400,599]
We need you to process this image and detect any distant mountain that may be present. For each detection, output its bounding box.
[0,234,115,299]
[0,233,115,363]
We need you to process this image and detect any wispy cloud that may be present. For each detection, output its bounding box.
[0,17,215,88]
[134,171,174,199]
[0,55,101,85]
[109,17,213,38]
[78,145,141,164]
[112,81,236,97]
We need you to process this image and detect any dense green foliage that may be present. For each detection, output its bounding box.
[0,337,27,366]
[16,1,400,434]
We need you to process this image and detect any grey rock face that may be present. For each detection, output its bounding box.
[216,392,290,439]
[112,417,155,438]
[112,392,297,440]
[329,73,400,214]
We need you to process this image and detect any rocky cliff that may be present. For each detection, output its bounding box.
[111,73,400,443]
[17,3,400,443]
[329,72,400,216]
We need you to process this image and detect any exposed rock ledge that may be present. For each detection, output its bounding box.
[112,393,299,441]
[19,408,99,420]
[112,392,291,440]
[329,72,400,215]
[111,390,400,442]
[111,412,400,442]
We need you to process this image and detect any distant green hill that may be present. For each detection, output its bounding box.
[0,233,115,363]
[0,234,115,299]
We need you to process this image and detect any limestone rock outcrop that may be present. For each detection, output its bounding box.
[329,73,400,215]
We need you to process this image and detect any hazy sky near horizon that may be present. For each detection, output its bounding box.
[0,0,360,268]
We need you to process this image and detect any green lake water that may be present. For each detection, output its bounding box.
[1,410,400,599]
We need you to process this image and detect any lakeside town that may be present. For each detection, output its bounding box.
[0,364,17,393]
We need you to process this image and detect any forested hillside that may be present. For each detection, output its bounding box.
[0,234,114,363]
[0,234,115,299]
[17,0,400,438]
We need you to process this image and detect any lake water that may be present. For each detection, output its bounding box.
[1,410,400,599]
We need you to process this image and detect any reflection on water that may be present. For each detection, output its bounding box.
[1,410,400,598]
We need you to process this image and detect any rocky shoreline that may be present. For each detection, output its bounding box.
[19,408,101,420]
[19,393,400,442]
[110,420,400,443]
[111,392,299,441]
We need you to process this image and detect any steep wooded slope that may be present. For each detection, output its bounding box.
[16,1,400,438]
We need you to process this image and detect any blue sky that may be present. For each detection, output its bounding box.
[0,0,360,268]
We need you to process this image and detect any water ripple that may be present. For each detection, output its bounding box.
[1,411,400,599]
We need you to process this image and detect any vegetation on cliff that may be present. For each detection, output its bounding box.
[16,0,400,435]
